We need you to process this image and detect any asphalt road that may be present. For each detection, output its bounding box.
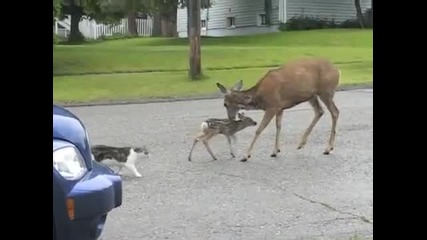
[69,89,373,240]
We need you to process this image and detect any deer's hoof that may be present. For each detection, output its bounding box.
[297,144,305,149]
[271,149,281,157]
[240,155,250,162]
[323,147,334,155]
[213,157,218,161]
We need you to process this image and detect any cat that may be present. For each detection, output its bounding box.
[91,144,150,178]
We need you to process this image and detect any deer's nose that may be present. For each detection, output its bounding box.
[253,121,257,126]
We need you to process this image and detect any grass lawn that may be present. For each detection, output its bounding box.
[53,29,373,104]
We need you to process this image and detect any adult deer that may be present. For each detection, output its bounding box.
[216,58,340,162]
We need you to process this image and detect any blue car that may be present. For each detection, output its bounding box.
[53,105,122,240]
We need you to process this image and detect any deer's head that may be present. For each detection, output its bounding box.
[216,80,253,120]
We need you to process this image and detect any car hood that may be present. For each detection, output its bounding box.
[53,105,92,168]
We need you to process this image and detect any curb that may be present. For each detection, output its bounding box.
[57,82,373,108]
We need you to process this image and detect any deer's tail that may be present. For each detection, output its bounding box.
[200,121,209,131]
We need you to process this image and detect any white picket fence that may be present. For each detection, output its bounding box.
[54,16,153,39]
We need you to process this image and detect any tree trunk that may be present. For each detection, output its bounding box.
[127,12,138,36]
[354,0,364,28]
[68,5,84,43]
[264,0,272,25]
[171,4,178,37]
[159,3,178,37]
[188,0,201,80]
[186,5,190,38]
[160,17,170,37]
[152,13,162,37]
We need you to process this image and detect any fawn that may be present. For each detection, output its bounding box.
[188,112,257,161]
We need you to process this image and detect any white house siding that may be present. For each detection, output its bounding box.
[177,0,281,38]
[176,0,371,38]
[286,0,371,23]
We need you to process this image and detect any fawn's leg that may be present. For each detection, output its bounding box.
[188,132,205,161]
[241,109,276,162]
[319,93,339,154]
[226,135,235,158]
[297,97,324,150]
[202,133,217,160]
[271,109,284,157]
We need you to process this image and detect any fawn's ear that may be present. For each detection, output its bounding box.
[237,112,244,119]
[216,83,228,94]
[231,80,243,91]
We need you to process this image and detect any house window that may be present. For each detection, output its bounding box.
[226,17,236,28]
[258,13,267,26]
[201,20,207,29]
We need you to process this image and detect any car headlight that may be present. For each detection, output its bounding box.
[53,147,87,180]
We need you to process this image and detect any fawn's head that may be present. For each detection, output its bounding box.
[216,80,253,120]
[236,112,257,127]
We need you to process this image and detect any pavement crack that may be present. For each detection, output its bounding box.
[293,193,372,224]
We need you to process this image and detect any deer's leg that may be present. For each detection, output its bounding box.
[297,97,324,150]
[319,93,339,154]
[241,109,276,162]
[271,109,284,157]
[226,135,235,158]
[188,132,205,161]
[202,133,218,160]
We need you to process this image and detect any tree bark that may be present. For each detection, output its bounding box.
[68,5,84,43]
[160,16,171,37]
[127,12,138,36]
[188,0,201,80]
[354,0,365,28]
[152,13,162,37]
[186,5,190,38]
[264,0,272,25]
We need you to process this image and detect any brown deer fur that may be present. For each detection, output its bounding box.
[216,58,340,162]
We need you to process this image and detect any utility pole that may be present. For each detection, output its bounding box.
[188,0,202,80]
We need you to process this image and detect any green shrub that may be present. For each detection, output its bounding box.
[279,15,337,31]
[279,8,373,31]
[99,32,140,41]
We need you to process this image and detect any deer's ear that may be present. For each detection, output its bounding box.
[231,80,243,91]
[216,83,228,94]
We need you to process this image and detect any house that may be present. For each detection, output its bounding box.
[176,0,371,38]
